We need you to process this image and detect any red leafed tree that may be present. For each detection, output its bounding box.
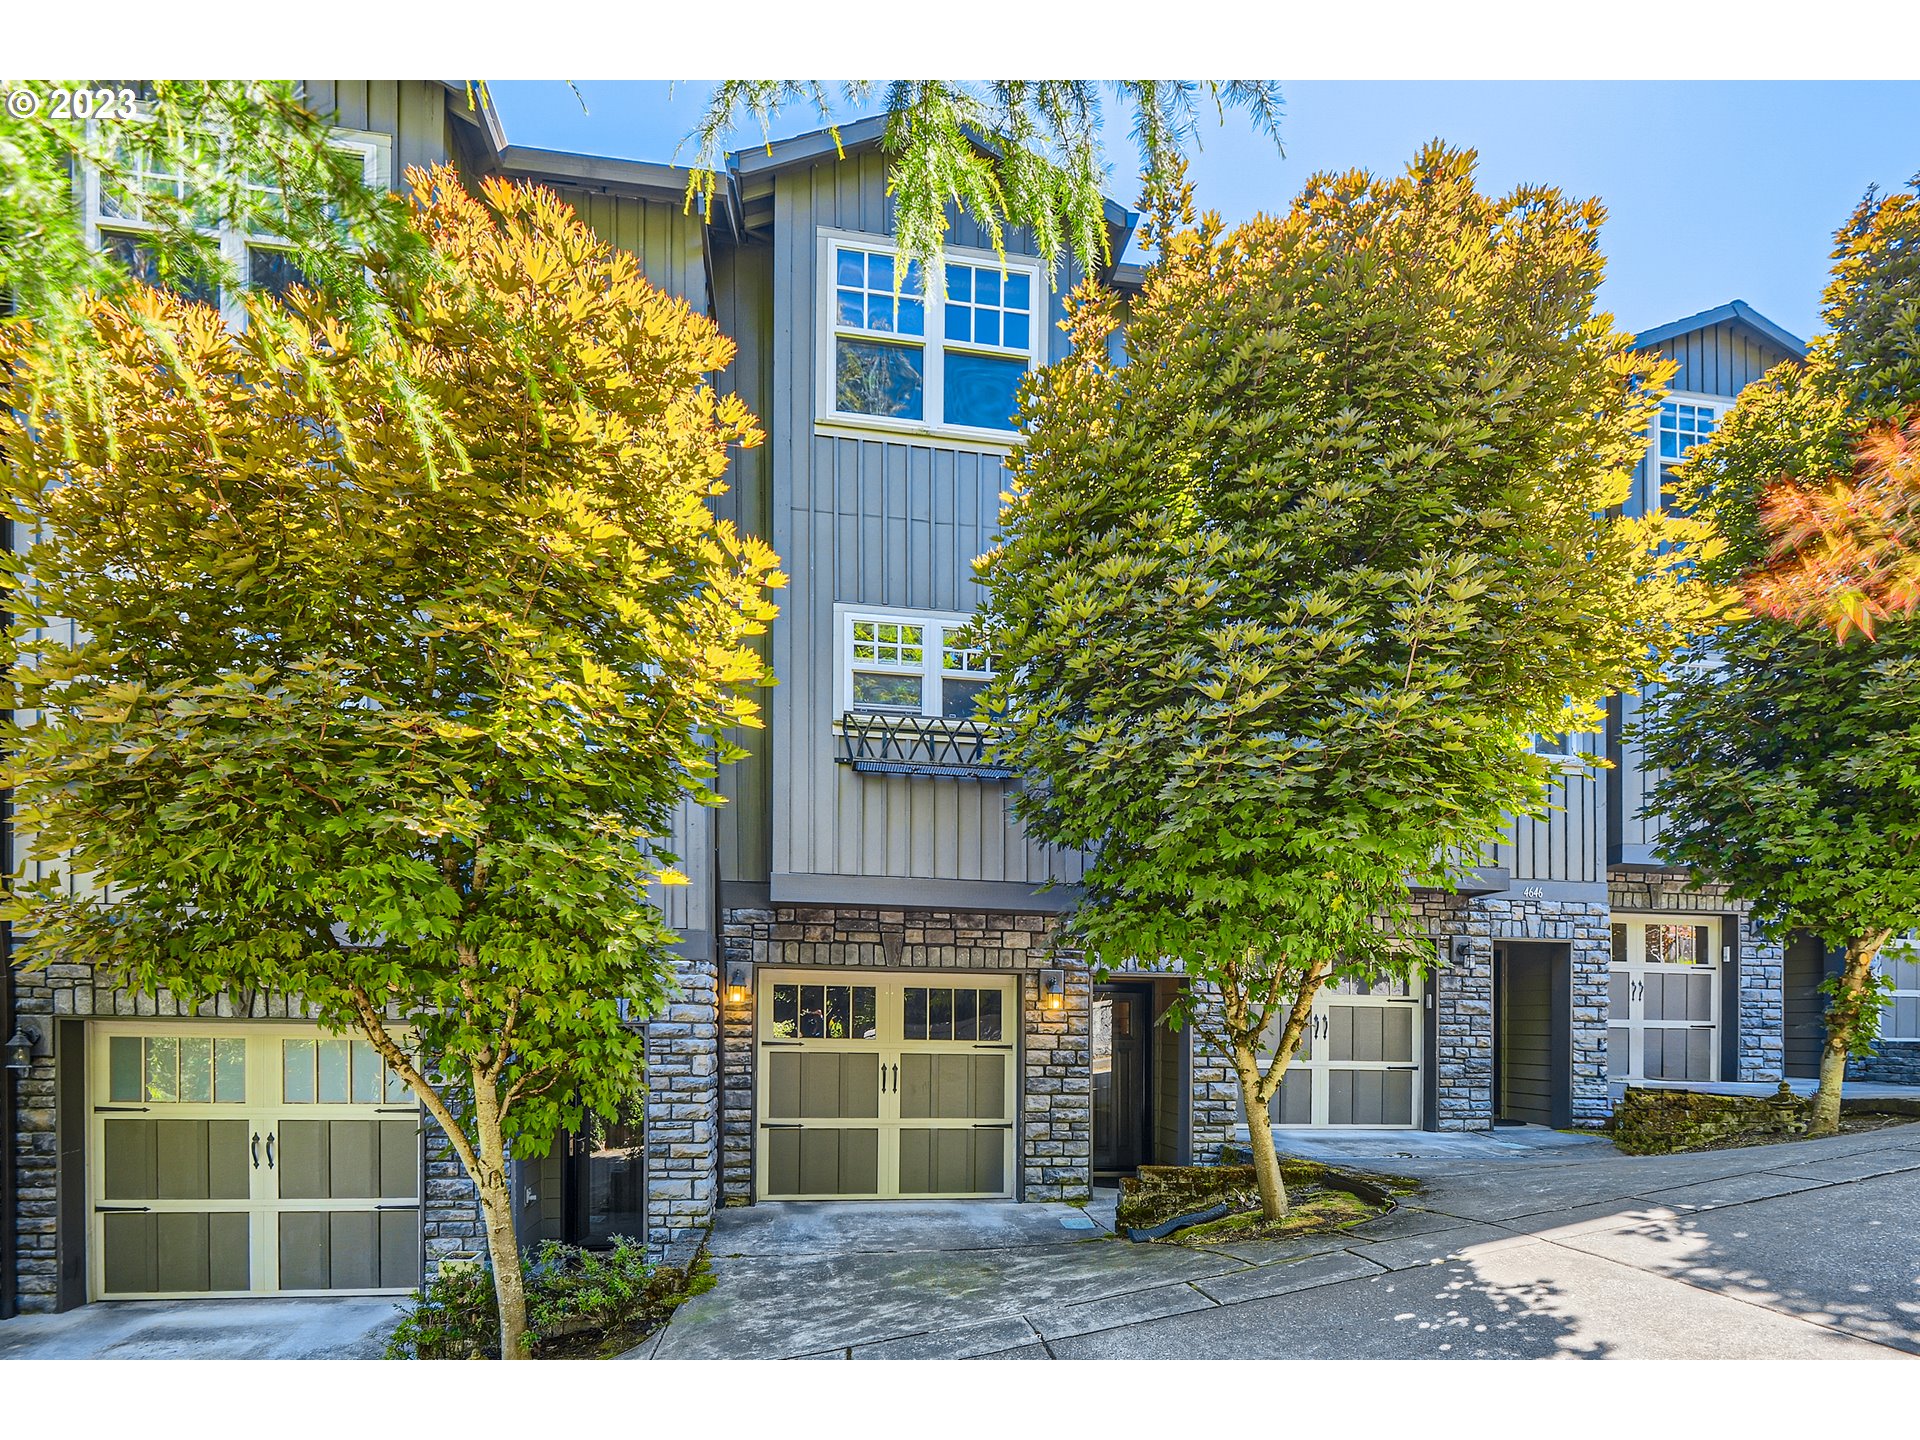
[1743,409,1920,640]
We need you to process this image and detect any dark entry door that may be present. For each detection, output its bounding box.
[1783,932,1830,1080]
[1494,944,1569,1128]
[1092,985,1152,1173]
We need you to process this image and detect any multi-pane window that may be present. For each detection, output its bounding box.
[842,609,995,720]
[1875,948,1920,1041]
[768,983,879,1041]
[84,117,381,326]
[904,986,1004,1042]
[1652,397,1723,513]
[824,233,1044,437]
[281,1037,412,1104]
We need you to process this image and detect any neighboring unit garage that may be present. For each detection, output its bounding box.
[754,971,1016,1199]
[89,1023,422,1300]
[1608,914,1723,1083]
[1269,975,1425,1129]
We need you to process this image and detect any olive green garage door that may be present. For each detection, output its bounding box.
[755,971,1017,1200]
[90,1023,422,1300]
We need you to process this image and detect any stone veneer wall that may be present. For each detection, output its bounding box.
[5,961,485,1313]
[1609,867,1784,1084]
[716,904,1091,1206]
[643,953,719,1265]
[1852,1042,1920,1085]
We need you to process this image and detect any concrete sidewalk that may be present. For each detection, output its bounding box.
[648,1124,1920,1360]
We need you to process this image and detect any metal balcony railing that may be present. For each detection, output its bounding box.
[835,711,1016,781]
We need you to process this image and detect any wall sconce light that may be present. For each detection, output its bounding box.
[725,961,753,1007]
[1039,969,1066,1012]
[4,1023,42,1074]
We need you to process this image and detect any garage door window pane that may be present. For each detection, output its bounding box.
[978,990,1002,1042]
[214,1039,247,1104]
[351,1041,382,1104]
[283,1040,316,1103]
[146,1037,179,1102]
[110,1037,142,1102]
[316,1040,350,1103]
[179,1038,214,1103]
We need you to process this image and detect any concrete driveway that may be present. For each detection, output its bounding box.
[647,1123,1920,1360]
[0,1296,404,1360]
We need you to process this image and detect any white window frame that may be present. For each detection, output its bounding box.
[1647,390,1727,513]
[815,226,1045,446]
[834,604,995,723]
[80,110,388,330]
[1875,942,1920,1041]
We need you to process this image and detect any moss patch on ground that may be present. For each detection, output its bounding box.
[1116,1161,1416,1243]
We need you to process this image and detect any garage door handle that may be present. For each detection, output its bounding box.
[95,1205,151,1213]
[251,1132,261,1169]
[972,1043,1013,1050]
[266,1133,276,1170]
[890,1063,899,1092]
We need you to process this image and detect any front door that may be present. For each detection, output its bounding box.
[755,971,1017,1200]
[1609,916,1721,1082]
[1092,984,1152,1172]
[90,1023,422,1299]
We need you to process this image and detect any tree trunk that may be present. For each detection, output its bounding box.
[1232,1045,1288,1221]
[470,1070,530,1359]
[1808,933,1888,1139]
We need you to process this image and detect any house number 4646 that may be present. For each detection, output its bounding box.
[1521,886,1545,900]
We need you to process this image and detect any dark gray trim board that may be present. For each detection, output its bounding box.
[1611,844,1664,868]
[769,872,1080,914]
[720,880,772,910]
[670,931,715,962]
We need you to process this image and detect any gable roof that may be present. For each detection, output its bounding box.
[1633,300,1808,360]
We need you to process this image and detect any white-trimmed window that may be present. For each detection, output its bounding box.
[1650,394,1725,513]
[1875,946,1920,1041]
[82,114,385,327]
[838,607,994,721]
[819,229,1044,441]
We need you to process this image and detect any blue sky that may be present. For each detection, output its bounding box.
[489,80,1920,343]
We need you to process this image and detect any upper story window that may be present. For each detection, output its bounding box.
[1651,395,1724,513]
[840,607,995,721]
[82,116,384,327]
[820,229,1044,442]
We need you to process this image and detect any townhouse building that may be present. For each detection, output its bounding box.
[3,82,1906,1320]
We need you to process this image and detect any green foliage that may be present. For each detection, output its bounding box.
[0,80,436,457]
[684,81,1284,285]
[1645,173,1920,1013]
[386,1241,710,1359]
[386,1262,500,1360]
[0,163,783,1345]
[977,147,1700,1117]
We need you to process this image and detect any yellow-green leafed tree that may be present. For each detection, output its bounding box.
[0,165,785,1358]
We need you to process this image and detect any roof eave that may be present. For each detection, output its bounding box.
[1634,299,1808,360]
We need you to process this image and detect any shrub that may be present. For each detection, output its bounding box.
[386,1239,713,1360]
